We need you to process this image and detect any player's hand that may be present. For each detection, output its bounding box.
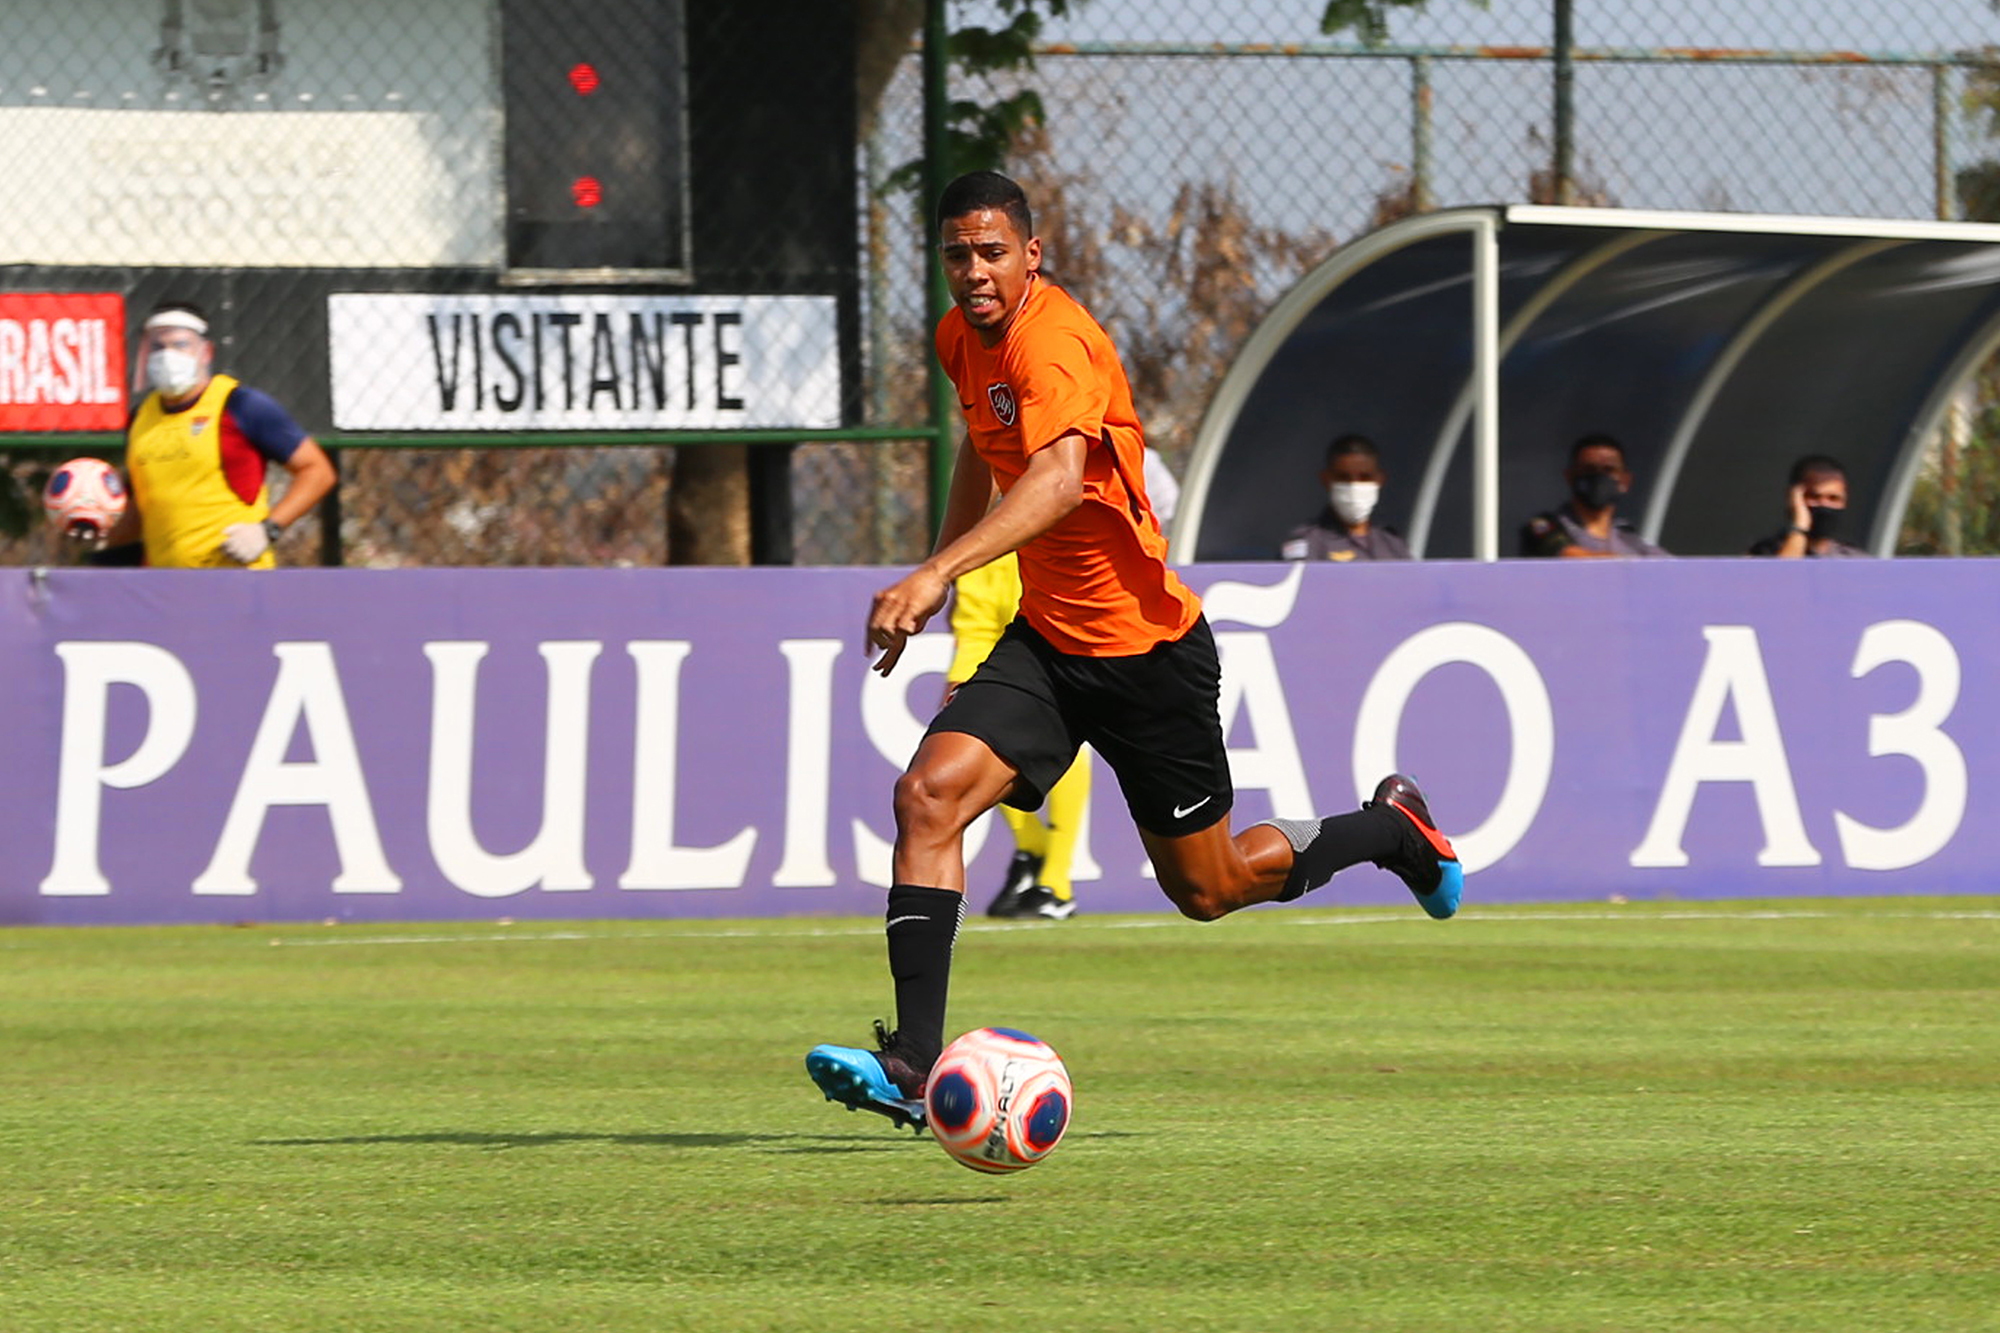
[220,520,277,564]
[867,567,950,676]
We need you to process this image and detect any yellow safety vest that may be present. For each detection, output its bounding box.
[125,374,274,569]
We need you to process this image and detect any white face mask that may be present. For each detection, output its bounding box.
[1329,481,1380,528]
[147,348,205,398]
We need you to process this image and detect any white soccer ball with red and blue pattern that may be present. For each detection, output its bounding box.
[924,1027,1072,1173]
[42,457,127,539]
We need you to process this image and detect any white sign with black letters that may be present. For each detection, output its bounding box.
[328,294,840,430]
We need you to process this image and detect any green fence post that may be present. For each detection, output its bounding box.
[1412,54,1434,213]
[920,0,955,537]
[1552,0,1575,205]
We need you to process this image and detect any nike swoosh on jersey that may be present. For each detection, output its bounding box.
[1172,796,1213,819]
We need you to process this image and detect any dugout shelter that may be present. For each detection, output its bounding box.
[1172,206,2000,561]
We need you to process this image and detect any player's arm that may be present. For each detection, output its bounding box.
[269,437,336,528]
[1772,483,1811,558]
[926,431,1083,582]
[217,388,335,563]
[101,493,142,548]
[931,436,997,557]
[86,466,147,565]
[867,433,1084,676]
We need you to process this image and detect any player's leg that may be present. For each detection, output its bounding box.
[1138,785,1457,921]
[1256,774,1462,918]
[1138,817,1291,920]
[988,804,1047,917]
[1081,617,1460,921]
[1019,750,1088,919]
[886,731,1019,1064]
[890,730,1021,890]
[808,623,1079,1131]
[806,731,1016,1130]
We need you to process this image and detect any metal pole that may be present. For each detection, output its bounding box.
[1411,55,1435,213]
[1943,387,1964,556]
[1552,0,1575,204]
[1934,62,1953,221]
[1935,62,1962,554]
[1472,217,1500,560]
[864,125,900,562]
[318,445,343,566]
[920,0,956,536]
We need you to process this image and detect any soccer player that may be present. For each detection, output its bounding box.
[805,172,1462,1132]
[96,301,335,569]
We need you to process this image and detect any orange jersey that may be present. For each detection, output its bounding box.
[935,279,1201,656]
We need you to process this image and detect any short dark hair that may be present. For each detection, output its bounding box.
[1324,433,1380,467]
[936,171,1033,240]
[1569,432,1625,467]
[1788,453,1847,486]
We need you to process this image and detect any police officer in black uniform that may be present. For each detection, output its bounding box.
[1281,433,1411,562]
[1520,433,1669,559]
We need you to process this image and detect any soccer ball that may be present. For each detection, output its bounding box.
[924,1027,1072,1173]
[43,458,127,541]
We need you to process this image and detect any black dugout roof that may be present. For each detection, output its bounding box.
[1172,206,2000,561]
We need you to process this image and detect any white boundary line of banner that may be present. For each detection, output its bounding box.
[217,906,2000,948]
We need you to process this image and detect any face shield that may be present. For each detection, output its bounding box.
[134,310,213,399]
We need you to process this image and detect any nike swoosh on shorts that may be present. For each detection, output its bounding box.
[1172,796,1212,819]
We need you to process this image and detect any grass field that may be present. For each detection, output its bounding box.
[3,898,1997,1333]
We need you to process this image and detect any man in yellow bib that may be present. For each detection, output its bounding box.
[98,302,335,568]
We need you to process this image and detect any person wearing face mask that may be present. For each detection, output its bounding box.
[1280,434,1410,561]
[1519,433,1669,559]
[1747,455,1872,559]
[93,301,335,569]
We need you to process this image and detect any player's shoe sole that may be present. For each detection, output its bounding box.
[805,1044,928,1133]
[1370,774,1463,920]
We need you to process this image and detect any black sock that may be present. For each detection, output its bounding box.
[1264,806,1404,901]
[886,883,964,1069]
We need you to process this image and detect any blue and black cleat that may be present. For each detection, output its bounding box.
[1369,773,1463,920]
[805,1021,929,1134]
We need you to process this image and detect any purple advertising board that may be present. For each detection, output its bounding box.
[1,560,1993,926]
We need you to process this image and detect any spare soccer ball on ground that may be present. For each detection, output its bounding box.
[924,1026,1072,1173]
[43,458,127,541]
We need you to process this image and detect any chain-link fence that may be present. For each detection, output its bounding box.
[7,1,2000,566]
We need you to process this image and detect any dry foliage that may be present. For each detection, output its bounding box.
[1014,129,1336,475]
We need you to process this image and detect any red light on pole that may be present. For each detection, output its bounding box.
[572,176,603,208]
[568,62,600,96]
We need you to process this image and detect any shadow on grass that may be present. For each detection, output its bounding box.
[257,1127,1139,1154]
[256,1130,903,1152]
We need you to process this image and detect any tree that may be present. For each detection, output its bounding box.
[873,0,1478,195]
[1319,0,1487,44]
[1904,45,2000,554]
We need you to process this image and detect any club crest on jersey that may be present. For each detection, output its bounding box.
[190,417,212,436]
[986,382,1018,427]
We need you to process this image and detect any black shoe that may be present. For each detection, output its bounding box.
[1012,886,1076,920]
[986,850,1045,917]
[1366,774,1463,919]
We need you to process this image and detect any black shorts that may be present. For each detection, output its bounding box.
[927,615,1234,838]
